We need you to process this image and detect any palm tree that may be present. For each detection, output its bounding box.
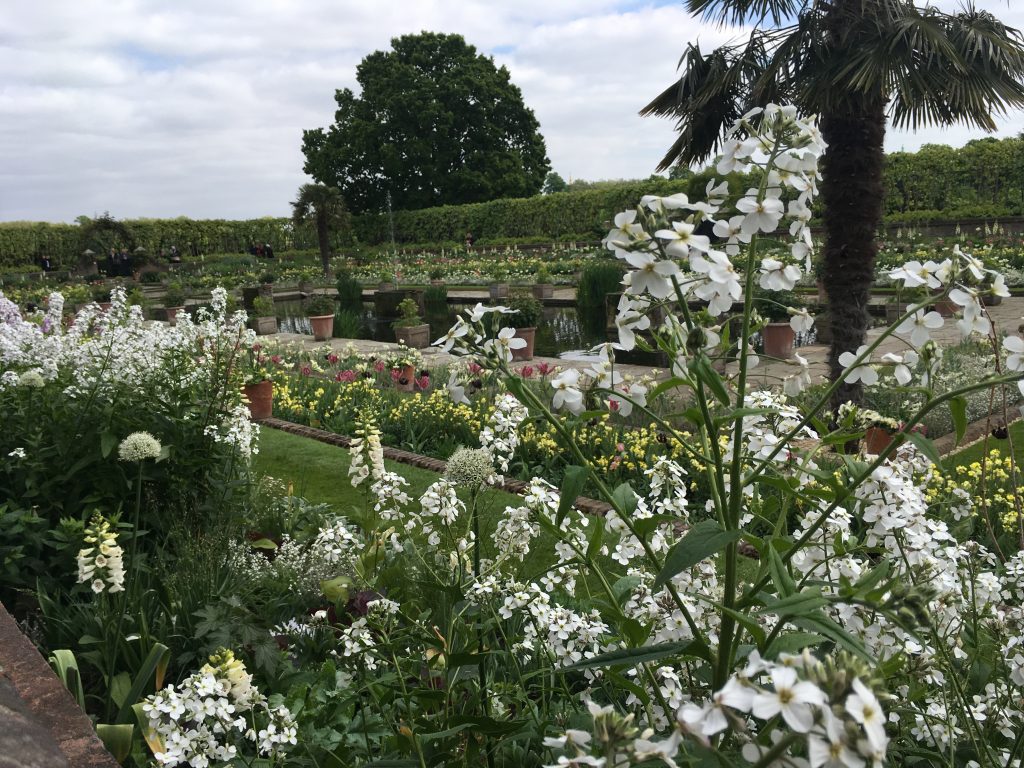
[291,183,351,278]
[642,0,1024,406]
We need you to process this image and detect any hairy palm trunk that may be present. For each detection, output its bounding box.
[316,215,331,278]
[820,96,886,409]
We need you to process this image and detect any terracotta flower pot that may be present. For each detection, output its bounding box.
[761,322,795,359]
[394,323,431,349]
[165,306,184,326]
[512,327,536,361]
[309,314,334,341]
[864,426,897,455]
[243,380,273,420]
[931,293,958,318]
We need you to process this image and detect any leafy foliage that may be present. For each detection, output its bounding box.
[301,32,550,213]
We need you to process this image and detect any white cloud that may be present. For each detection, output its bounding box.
[1,0,1022,222]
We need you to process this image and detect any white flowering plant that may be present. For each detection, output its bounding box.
[391,104,1024,767]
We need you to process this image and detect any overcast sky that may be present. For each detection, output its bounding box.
[3,0,1023,223]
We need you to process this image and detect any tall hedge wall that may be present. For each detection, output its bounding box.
[352,178,695,244]
[0,179,695,268]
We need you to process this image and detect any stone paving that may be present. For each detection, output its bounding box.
[265,297,1024,389]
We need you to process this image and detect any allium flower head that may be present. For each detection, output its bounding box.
[18,370,45,388]
[118,431,162,462]
[445,447,495,487]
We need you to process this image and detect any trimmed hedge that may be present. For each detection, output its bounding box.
[352,178,696,244]
[6,172,1024,270]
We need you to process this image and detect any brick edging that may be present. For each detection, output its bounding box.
[0,602,119,768]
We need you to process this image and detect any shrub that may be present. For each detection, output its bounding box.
[577,259,625,313]
[423,284,448,314]
[252,296,275,316]
[506,295,543,328]
[335,269,363,311]
[164,282,186,308]
[305,294,335,317]
[392,298,423,328]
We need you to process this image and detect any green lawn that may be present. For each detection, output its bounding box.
[945,421,1024,468]
[252,427,557,575]
[253,426,521,510]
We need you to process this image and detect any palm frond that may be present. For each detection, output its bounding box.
[686,0,807,28]
[888,7,1024,130]
[640,36,777,169]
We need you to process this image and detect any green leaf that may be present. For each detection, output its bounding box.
[100,432,118,459]
[564,639,709,671]
[793,614,871,662]
[134,702,164,757]
[905,430,942,469]
[321,575,352,603]
[690,356,730,405]
[110,671,131,708]
[248,537,278,550]
[765,632,826,657]
[949,396,968,445]
[557,465,588,524]
[115,642,170,724]
[654,520,740,589]
[49,649,84,709]
[767,542,797,597]
[610,581,643,610]
[649,376,689,401]
[756,590,829,618]
[586,516,605,561]
[96,723,134,764]
[611,482,639,516]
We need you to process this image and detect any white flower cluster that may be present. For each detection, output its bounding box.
[141,648,296,767]
[227,516,360,600]
[76,513,126,594]
[444,446,496,487]
[118,431,162,462]
[677,652,888,767]
[0,286,258,467]
[479,391,528,473]
[203,402,259,459]
[348,416,384,487]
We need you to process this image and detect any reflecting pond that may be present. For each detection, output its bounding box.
[275,299,818,360]
[275,300,609,358]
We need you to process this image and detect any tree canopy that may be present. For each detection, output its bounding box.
[302,32,550,214]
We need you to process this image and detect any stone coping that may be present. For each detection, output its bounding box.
[0,602,118,768]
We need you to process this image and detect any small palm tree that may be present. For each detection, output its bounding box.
[291,184,351,278]
[643,0,1024,406]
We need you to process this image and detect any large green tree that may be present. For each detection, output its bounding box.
[291,184,350,278]
[302,32,550,214]
[642,0,1024,405]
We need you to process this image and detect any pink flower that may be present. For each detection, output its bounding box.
[415,375,430,390]
[252,343,262,352]
[390,368,401,381]
[608,399,620,412]
[300,365,312,377]
[519,365,534,378]
[536,362,555,376]
[339,369,356,383]
[468,362,483,375]
[374,359,386,373]
[271,355,282,365]
[326,353,339,364]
